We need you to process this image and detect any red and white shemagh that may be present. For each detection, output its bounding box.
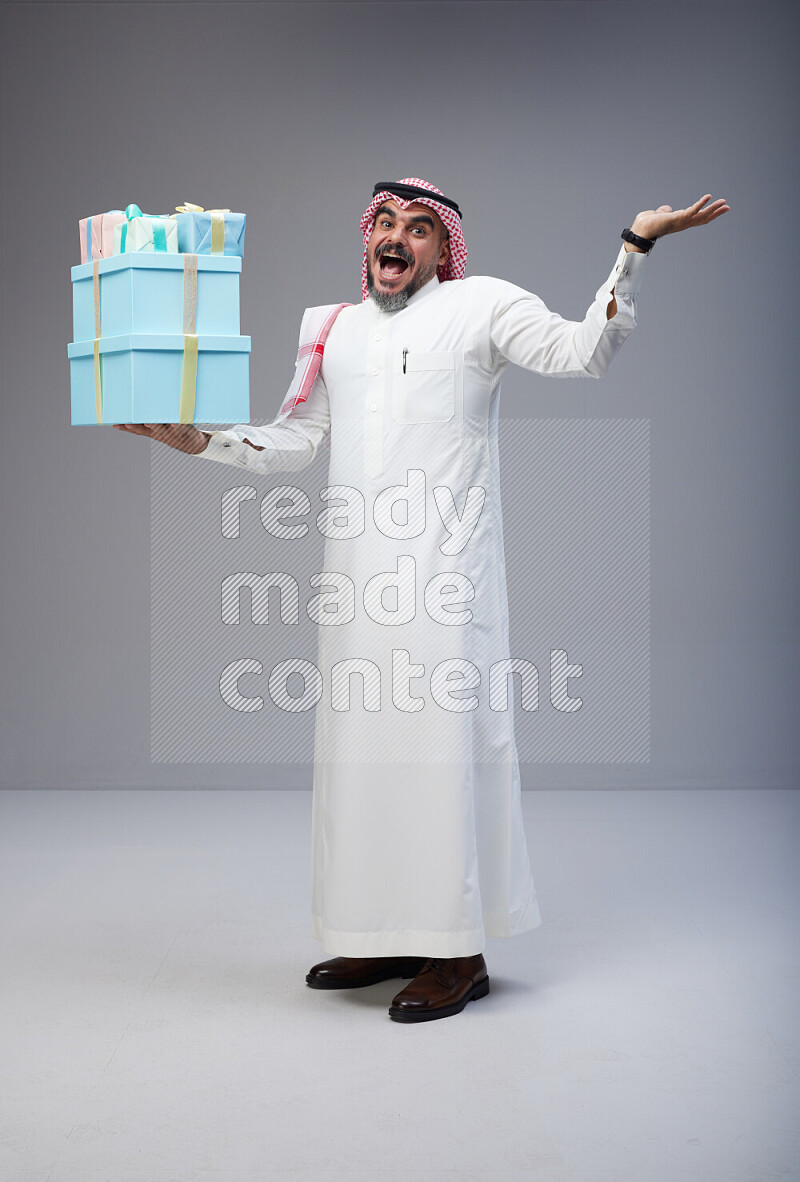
[359,176,467,300]
[276,301,351,424]
[275,179,466,433]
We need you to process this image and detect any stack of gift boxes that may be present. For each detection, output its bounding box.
[68,202,251,425]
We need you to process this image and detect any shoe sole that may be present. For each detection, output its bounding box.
[306,962,426,990]
[388,975,490,1022]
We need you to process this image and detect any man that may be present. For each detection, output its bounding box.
[115,178,729,1023]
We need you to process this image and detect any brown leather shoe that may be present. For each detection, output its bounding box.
[306,955,429,989]
[388,954,490,1022]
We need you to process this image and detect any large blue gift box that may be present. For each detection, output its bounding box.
[71,253,242,340]
[68,334,251,425]
[69,249,251,425]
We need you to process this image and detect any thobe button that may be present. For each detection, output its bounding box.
[374,333,382,341]
[371,367,379,376]
[371,405,377,412]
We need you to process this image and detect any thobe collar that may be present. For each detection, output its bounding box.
[370,273,440,315]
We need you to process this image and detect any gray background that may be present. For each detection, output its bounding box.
[0,0,796,791]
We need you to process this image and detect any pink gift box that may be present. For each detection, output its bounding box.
[79,210,126,263]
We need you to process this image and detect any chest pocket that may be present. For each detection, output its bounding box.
[391,350,456,424]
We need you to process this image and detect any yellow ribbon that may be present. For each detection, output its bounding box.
[182,253,197,334]
[178,254,199,422]
[94,341,102,425]
[93,260,103,424]
[173,202,231,255]
[179,336,198,423]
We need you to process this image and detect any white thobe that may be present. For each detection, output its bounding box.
[192,243,646,956]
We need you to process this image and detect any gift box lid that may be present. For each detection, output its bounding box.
[71,254,243,281]
[68,333,251,357]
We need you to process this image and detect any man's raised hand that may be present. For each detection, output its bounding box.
[628,192,727,245]
[630,193,731,243]
[112,423,210,453]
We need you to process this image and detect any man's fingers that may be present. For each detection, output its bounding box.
[111,423,156,436]
[691,200,729,224]
[680,198,730,231]
[704,205,730,222]
[690,193,713,211]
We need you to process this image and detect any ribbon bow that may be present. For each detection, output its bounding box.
[125,202,171,222]
[173,202,231,215]
[118,203,169,253]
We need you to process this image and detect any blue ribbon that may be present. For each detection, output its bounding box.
[120,203,167,253]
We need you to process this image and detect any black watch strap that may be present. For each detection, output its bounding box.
[621,227,656,253]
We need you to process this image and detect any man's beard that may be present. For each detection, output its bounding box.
[366,250,440,312]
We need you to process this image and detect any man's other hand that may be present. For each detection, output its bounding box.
[112,424,211,454]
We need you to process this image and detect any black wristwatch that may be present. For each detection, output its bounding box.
[621,227,656,254]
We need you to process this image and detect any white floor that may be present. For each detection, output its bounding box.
[0,788,798,1182]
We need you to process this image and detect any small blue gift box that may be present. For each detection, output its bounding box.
[68,333,251,425]
[71,253,242,341]
[172,205,246,257]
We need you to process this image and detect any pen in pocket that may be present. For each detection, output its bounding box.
[402,348,408,374]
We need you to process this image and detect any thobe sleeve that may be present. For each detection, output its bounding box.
[488,244,647,378]
[188,370,331,474]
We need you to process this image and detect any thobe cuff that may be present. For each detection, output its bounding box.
[611,243,647,296]
[575,243,647,375]
[190,428,258,468]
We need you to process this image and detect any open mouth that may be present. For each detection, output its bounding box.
[377,251,411,282]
